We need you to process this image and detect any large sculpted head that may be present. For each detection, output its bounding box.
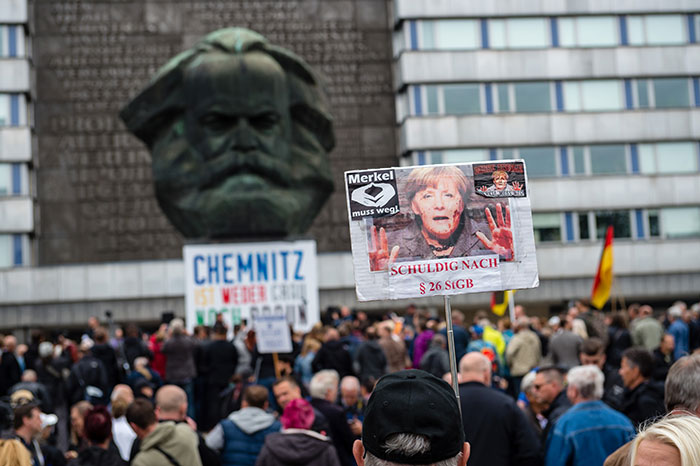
[120,28,335,238]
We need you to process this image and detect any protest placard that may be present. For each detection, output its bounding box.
[345,161,539,301]
[253,313,294,354]
[183,240,318,332]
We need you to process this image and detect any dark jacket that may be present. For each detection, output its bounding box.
[652,348,674,382]
[10,381,53,412]
[311,340,354,379]
[459,381,542,466]
[0,350,21,397]
[161,335,197,383]
[70,445,126,466]
[419,346,450,379]
[541,389,573,445]
[121,337,151,370]
[92,343,122,389]
[65,355,110,405]
[620,379,665,428]
[354,340,387,382]
[201,340,238,386]
[255,430,341,466]
[309,398,356,466]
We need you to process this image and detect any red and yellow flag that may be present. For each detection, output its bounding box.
[591,225,614,309]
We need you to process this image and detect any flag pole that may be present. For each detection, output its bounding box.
[444,295,462,415]
[508,290,515,323]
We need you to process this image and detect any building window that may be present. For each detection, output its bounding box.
[628,15,686,46]
[0,163,13,195]
[589,145,627,175]
[533,213,562,242]
[559,16,618,47]
[420,20,480,50]
[578,212,591,239]
[563,80,624,112]
[439,149,489,164]
[661,207,700,238]
[648,210,661,237]
[519,147,557,177]
[0,25,25,57]
[489,18,550,49]
[443,84,481,115]
[513,82,551,112]
[652,78,691,108]
[638,142,699,174]
[422,85,481,116]
[0,234,12,267]
[595,210,632,239]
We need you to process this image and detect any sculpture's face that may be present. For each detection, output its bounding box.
[150,52,323,238]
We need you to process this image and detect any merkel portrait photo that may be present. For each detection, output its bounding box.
[367,165,517,272]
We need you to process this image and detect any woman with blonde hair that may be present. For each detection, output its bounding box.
[0,439,32,466]
[630,415,700,466]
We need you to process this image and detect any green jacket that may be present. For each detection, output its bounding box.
[132,422,202,466]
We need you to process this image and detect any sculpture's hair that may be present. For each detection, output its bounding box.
[309,369,340,399]
[566,365,604,400]
[364,433,462,466]
[665,354,700,412]
[403,166,469,204]
[120,28,334,155]
[630,415,700,466]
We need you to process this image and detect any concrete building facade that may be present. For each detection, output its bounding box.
[1,0,699,332]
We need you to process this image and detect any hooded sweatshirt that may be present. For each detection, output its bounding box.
[205,407,281,466]
[132,421,202,466]
[255,429,342,466]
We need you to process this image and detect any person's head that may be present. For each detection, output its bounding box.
[70,401,93,439]
[630,415,700,466]
[639,305,653,318]
[241,385,269,410]
[300,337,321,357]
[579,337,606,369]
[340,376,361,407]
[491,170,508,191]
[155,385,188,421]
[354,370,468,466]
[665,354,700,415]
[668,305,683,323]
[13,403,41,436]
[310,369,340,402]
[660,333,676,356]
[404,166,468,242]
[451,311,464,327]
[126,398,157,439]
[620,347,653,390]
[514,305,527,319]
[169,318,185,336]
[533,367,566,405]
[512,317,531,333]
[280,398,315,430]
[4,335,17,352]
[83,406,112,447]
[110,384,134,419]
[566,365,604,404]
[38,341,54,360]
[88,316,99,329]
[212,321,227,338]
[133,356,150,371]
[0,439,32,466]
[93,327,108,344]
[459,352,491,386]
[120,28,334,239]
[272,376,302,410]
[20,370,37,383]
[430,333,447,349]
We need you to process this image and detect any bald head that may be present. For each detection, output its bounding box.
[459,352,491,385]
[155,385,188,421]
[21,369,38,383]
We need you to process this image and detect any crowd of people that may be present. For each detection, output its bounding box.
[0,298,699,466]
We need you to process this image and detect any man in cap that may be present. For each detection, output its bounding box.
[352,369,469,466]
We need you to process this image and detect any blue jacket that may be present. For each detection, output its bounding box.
[206,407,281,466]
[545,400,634,466]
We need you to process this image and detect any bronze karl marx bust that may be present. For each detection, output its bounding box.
[120,28,335,239]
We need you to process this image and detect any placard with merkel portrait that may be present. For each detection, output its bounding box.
[344,160,539,301]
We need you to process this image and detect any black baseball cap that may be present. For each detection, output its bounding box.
[362,369,465,464]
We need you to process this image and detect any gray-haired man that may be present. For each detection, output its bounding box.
[352,369,469,466]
